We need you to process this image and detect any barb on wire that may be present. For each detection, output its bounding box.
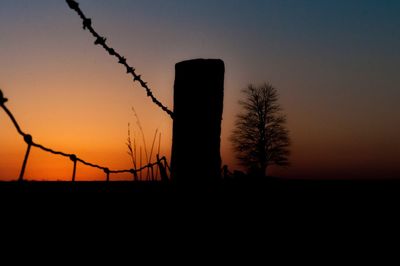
[65,0,174,119]
[0,89,170,182]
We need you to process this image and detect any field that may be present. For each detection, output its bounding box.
[2,178,399,202]
[1,178,398,232]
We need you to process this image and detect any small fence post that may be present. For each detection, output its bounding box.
[70,155,77,182]
[171,59,225,185]
[19,134,33,182]
[157,156,169,183]
[104,168,110,182]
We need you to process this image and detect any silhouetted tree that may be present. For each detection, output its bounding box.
[230,83,290,177]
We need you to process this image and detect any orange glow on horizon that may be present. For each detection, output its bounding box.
[1,1,400,180]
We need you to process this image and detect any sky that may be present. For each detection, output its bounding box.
[1,0,399,181]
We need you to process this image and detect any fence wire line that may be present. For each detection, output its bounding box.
[0,89,170,182]
[65,0,174,119]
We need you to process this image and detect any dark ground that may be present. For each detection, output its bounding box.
[1,178,399,248]
[2,177,400,205]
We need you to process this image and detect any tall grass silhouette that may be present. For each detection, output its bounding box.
[127,107,163,181]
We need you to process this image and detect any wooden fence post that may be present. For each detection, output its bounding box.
[171,59,225,185]
[19,134,33,182]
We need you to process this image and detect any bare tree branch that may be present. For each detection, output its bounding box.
[230,83,291,177]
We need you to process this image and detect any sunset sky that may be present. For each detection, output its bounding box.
[1,0,399,181]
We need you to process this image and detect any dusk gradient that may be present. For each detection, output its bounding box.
[1,0,399,180]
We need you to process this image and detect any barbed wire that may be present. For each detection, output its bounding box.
[0,89,170,182]
[65,0,174,119]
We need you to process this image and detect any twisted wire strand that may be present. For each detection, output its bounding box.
[65,0,174,119]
